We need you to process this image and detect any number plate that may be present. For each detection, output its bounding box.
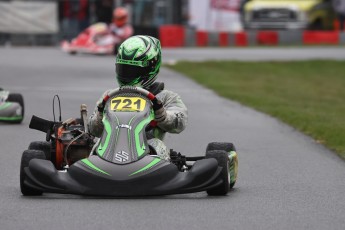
[110,97,146,112]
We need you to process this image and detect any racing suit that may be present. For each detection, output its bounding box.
[108,23,133,43]
[88,86,188,160]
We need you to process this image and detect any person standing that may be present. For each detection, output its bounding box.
[333,0,345,30]
[59,0,90,40]
[95,0,114,23]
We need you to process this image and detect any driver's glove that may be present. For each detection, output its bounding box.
[97,101,104,112]
[96,99,105,120]
[154,106,167,123]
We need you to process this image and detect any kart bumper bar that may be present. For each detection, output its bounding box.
[23,156,223,196]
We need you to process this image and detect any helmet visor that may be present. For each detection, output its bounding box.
[116,63,150,85]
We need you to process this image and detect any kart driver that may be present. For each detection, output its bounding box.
[90,7,133,52]
[108,7,133,45]
[88,35,188,161]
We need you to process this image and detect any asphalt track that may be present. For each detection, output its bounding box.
[1,47,345,230]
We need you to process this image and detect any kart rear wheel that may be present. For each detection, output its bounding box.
[20,150,46,196]
[7,93,24,117]
[206,142,238,188]
[206,150,230,196]
[28,141,51,160]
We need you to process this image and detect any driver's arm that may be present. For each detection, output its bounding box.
[87,90,110,137]
[155,90,188,134]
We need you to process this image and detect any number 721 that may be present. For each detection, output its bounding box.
[110,97,146,111]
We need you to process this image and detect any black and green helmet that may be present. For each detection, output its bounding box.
[115,35,162,88]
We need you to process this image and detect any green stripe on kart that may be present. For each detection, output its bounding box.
[130,158,161,176]
[97,117,112,157]
[0,116,23,121]
[127,114,137,155]
[81,158,110,176]
[134,110,154,157]
[0,102,11,110]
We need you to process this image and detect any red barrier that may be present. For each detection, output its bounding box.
[219,32,229,46]
[257,31,278,45]
[196,31,208,46]
[159,25,185,47]
[160,26,343,47]
[235,32,248,46]
[303,31,339,45]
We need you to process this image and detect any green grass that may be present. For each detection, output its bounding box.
[166,60,345,158]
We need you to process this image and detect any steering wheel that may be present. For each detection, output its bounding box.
[97,86,163,128]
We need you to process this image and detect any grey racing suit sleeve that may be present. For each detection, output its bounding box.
[87,89,188,139]
[154,89,188,134]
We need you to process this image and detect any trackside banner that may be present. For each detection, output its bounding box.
[189,0,242,32]
[0,1,58,33]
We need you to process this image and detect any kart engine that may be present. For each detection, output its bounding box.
[54,119,94,169]
[29,103,95,169]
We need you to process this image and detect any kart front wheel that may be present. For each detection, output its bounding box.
[20,150,46,196]
[206,142,238,188]
[28,141,51,160]
[206,142,236,152]
[206,150,230,196]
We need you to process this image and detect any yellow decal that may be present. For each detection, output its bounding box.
[110,97,146,112]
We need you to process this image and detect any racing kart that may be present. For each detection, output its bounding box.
[20,87,238,197]
[61,23,128,55]
[0,88,24,124]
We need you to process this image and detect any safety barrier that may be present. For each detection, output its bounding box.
[159,25,345,47]
[0,1,58,46]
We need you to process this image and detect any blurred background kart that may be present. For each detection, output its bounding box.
[61,22,132,55]
[0,88,24,124]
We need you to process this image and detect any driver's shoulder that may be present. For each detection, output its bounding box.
[156,89,181,103]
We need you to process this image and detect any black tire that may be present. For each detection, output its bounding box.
[28,141,51,160]
[20,150,45,196]
[206,142,238,188]
[7,93,24,117]
[206,142,236,152]
[206,150,230,196]
[6,93,24,123]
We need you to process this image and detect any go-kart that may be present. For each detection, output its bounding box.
[61,23,129,55]
[0,88,24,124]
[20,87,238,197]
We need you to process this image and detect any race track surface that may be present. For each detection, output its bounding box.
[1,47,345,230]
